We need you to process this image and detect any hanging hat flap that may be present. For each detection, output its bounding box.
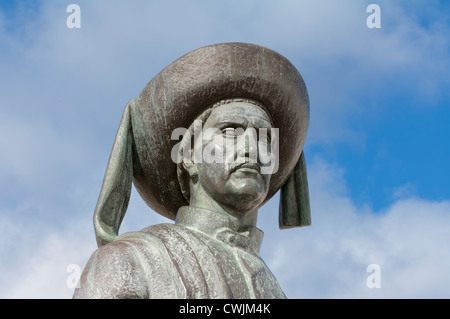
[279,151,311,229]
[93,101,136,247]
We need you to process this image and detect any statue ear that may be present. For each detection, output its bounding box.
[279,151,311,229]
[182,156,198,179]
[93,101,136,247]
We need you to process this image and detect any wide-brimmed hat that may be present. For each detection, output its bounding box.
[94,43,311,247]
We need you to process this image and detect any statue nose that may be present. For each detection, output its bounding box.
[239,128,258,161]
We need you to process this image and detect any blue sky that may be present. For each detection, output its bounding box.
[1,0,449,298]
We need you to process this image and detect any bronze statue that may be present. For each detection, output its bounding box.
[73,43,310,299]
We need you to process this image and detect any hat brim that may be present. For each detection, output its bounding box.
[131,42,310,220]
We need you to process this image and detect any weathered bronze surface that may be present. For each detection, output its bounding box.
[73,43,311,299]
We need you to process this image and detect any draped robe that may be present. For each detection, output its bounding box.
[73,206,286,299]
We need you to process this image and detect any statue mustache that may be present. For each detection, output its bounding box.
[230,159,261,174]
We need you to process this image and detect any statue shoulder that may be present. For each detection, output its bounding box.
[73,224,186,299]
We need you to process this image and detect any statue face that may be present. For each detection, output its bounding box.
[194,101,276,211]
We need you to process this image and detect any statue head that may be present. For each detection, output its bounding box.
[92,43,311,247]
[177,98,277,222]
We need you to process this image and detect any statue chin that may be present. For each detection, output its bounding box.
[217,179,269,212]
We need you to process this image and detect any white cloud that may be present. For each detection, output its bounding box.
[261,157,450,298]
[0,215,96,299]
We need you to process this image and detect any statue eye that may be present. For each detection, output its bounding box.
[221,127,239,137]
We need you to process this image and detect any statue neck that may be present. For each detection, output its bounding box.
[188,183,259,228]
[175,205,264,254]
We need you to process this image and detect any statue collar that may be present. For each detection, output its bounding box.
[175,206,263,254]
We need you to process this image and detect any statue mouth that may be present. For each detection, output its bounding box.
[232,162,261,174]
